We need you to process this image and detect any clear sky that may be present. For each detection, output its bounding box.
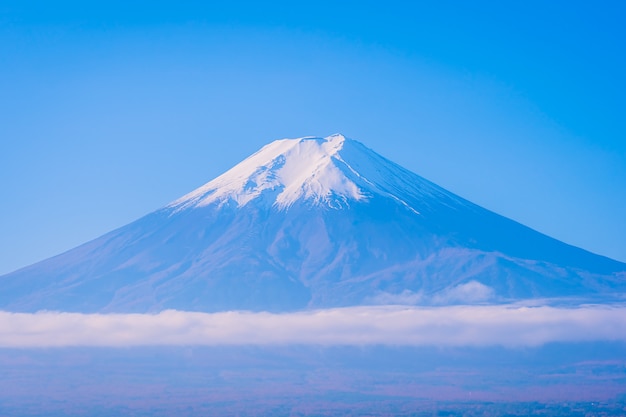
[1,1,625,275]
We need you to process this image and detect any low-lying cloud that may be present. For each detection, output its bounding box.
[1,305,625,348]
[367,281,495,305]
[432,281,495,304]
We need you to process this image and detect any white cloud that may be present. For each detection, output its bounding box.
[367,289,424,305]
[1,305,625,348]
[432,281,495,304]
[365,281,496,306]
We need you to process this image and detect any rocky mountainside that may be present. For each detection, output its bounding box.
[1,134,624,312]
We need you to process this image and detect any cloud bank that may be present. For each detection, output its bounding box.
[1,305,625,348]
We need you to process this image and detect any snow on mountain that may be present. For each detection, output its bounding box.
[170,134,366,210]
[169,134,465,215]
[0,134,624,313]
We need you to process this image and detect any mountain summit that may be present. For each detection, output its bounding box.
[171,134,368,210]
[169,134,456,213]
[1,135,624,312]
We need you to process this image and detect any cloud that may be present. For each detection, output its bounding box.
[365,281,496,306]
[0,305,625,348]
[367,289,424,305]
[432,281,495,304]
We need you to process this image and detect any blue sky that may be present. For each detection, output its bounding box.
[1,1,625,274]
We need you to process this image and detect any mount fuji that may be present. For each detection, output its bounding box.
[1,134,625,313]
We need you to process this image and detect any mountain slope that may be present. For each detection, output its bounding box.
[1,134,624,312]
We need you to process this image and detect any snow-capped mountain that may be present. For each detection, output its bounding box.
[1,134,624,312]
[167,134,462,214]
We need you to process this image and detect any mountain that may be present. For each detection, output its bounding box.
[1,134,624,313]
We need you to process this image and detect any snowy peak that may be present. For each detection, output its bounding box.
[167,133,468,214]
[169,134,370,211]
